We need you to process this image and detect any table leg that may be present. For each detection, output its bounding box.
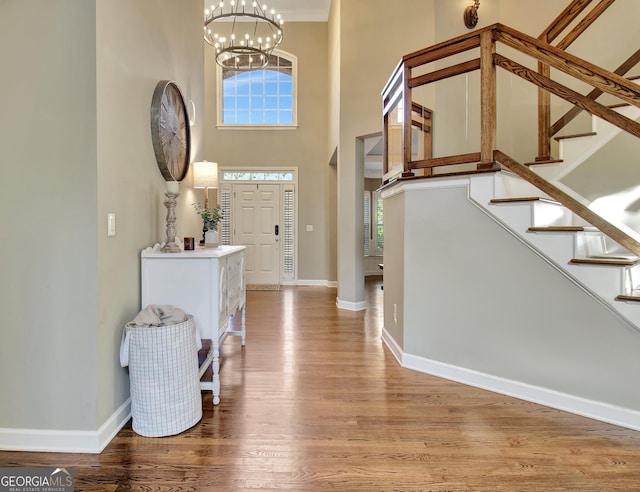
[241,304,246,347]
[212,338,220,405]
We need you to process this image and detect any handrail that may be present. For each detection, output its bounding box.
[550,48,640,136]
[491,51,640,138]
[494,151,640,255]
[536,0,620,159]
[538,0,593,44]
[382,20,640,256]
[494,25,640,107]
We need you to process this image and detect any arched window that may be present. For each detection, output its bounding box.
[217,51,297,127]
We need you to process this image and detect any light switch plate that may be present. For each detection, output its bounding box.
[306,225,313,232]
[107,213,116,236]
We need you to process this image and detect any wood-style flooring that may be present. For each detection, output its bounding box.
[2,277,640,491]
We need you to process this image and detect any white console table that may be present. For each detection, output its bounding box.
[141,244,246,405]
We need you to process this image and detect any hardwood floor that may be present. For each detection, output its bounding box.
[2,276,640,490]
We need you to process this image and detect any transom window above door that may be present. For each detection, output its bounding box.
[217,50,297,128]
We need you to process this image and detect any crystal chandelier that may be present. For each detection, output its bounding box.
[204,0,284,70]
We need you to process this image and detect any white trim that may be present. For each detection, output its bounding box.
[220,167,298,285]
[336,297,367,311]
[381,176,470,199]
[0,398,131,454]
[296,279,332,287]
[381,327,403,365]
[383,338,640,432]
[280,279,337,288]
[279,9,329,22]
[217,124,298,131]
[96,398,132,452]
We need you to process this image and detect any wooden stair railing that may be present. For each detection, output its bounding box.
[549,48,640,137]
[382,19,640,260]
[383,23,640,178]
[536,0,618,161]
[494,150,640,256]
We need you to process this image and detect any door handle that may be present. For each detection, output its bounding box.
[275,225,279,236]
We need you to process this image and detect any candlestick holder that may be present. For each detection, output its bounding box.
[162,191,181,253]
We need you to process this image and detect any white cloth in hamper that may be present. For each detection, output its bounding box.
[120,305,202,367]
[132,304,188,327]
[125,316,202,437]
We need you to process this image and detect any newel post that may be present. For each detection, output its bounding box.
[537,63,552,161]
[479,29,496,168]
[402,63,415,177]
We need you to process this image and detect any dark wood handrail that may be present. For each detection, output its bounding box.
[550,48,640,136]
[494,151,640,256]
[493,53,640,138]
[536,0,617,160]
[494,24,640,108]
[554,0,615,51]
[538,0,593,43]
[382,19,640,257]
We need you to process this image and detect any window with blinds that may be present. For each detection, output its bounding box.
[363,191,371,256]
[375,192,384,255]
[220,188,232,246]
[364,190,383,256]
[283,189,295,278]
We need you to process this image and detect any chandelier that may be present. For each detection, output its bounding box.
[204,1,284,70]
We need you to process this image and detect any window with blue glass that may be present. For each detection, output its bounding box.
[220,52,296,126]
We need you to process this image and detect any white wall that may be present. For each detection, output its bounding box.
[0,1,99,431]
[385,181,640,424]
[95,0,204,429]
[204,23,330,283]
[0,0,203,449]
[334,0,436,308]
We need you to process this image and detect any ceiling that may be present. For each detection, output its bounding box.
[273,0,331,21]
[204,0,331,21]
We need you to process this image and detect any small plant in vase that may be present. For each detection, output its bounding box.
[193,203,223,248]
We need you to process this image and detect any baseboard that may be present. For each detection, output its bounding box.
[336,297,367,311]
[0,398,131,454]
[96,398,131,452]
[295,279,335,287]
[382,338,640,432]
[381,327,402,365]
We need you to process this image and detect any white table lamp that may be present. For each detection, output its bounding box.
[193,161,219,208]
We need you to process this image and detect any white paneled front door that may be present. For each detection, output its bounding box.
[234,183,280,285]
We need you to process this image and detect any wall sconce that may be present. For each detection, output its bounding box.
[464,0,480,29]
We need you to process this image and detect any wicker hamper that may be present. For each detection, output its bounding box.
[125,315,202,437]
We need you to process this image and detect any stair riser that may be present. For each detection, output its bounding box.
[540,106,640,182]
[567,263,628,294]
[470,174,640,327]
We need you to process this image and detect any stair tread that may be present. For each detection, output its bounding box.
[570,256,639,266]
[615,293,640,303]
[524,159,563,166]
[528,226,590,232]
[554,132,597,141]
[490,196,560,205]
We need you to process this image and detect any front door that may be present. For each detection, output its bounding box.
[234,183,280,285]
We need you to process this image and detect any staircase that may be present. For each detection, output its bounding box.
[468,111,640,329]
[380,2,640,431]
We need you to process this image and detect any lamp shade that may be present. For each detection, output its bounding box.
[193,161,219,189]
